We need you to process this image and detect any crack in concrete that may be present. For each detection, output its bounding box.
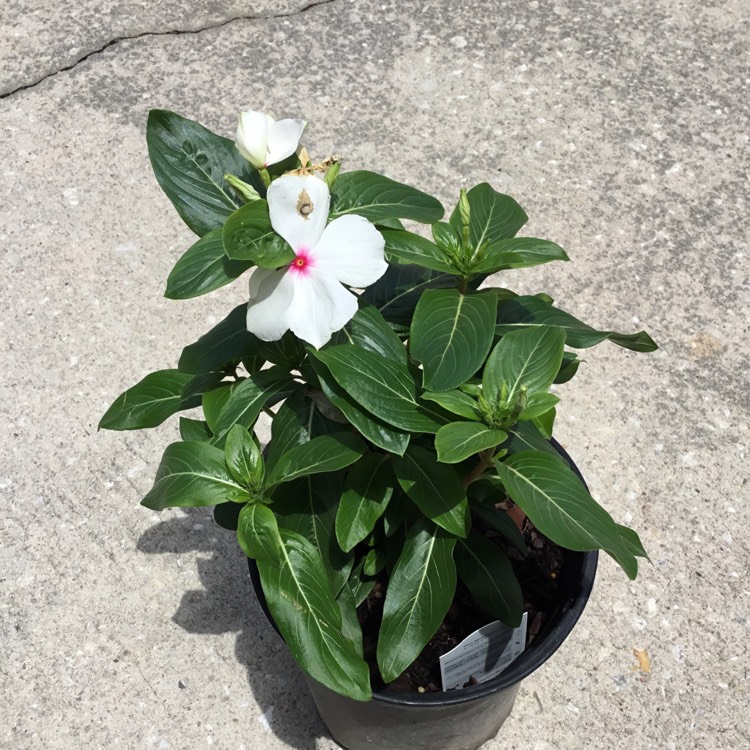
[0,0,336,100]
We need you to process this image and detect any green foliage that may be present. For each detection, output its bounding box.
[272,474,354,595]
[265,434,366,488]
[448,182,528,250]
[222,200,294,266]
[392,446,470,537]
[141,441,250,510]
[336,454,394,552]
[311,345,445,433]
[455,534,523,626]
[105,109,659,701]
[165,228,253,299]
[178,304,256,375]
[330,170,444,223]
[99,369,202,430]
[257,529,371,700]
[495,451,641,578]
[496,296,658,352]
[410,289,497,391]
[376,518,457,683]
[224,425,264,489]
[147,110,257,237]
[435,422,508,464]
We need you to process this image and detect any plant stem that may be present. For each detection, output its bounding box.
[462,448,495,489]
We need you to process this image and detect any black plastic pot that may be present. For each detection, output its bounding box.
[247,439,598,750]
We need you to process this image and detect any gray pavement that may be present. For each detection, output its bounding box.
[1,0,748,748]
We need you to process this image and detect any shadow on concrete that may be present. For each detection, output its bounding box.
[137,508,330,750]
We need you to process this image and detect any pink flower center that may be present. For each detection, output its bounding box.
[288,248,314,277]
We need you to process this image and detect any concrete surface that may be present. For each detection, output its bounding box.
[1,0,747,748]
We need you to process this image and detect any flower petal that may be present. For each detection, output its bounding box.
[266,118,307,166]
[235,110,269,169]
[246,268,294,341]
[267,174,330,254]
[313,215,388,287]
[288,270,358,349]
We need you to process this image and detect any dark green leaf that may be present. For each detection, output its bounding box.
[431,221,462,255]
[606,524,649,579]
[311,345,444,433]
[496,296,658,352]
[382,494,409,538]
[382,229,458,274]
[554,351,581,384]
[312,362,410,455]
[266,388,316,472]
[202,383,235,433]
[410,289,498,392]
[483,327,566,402]
[616,524,650,561]
[179,304,258,375]
[435,422,508,464]
[363,547,387,576]
[330,170,444,224]
[181,371,226,401]
[362,264,465,327]
[518,393,560,421]
[393,445,469,537]
[266,433,366,488]
[272,473,352,595]
[449,183,528,249]
[336,454,394,552]
[336,583,364,657]
[99,370,198,431]
[531,406,556,439]
[214,501,242,530]
[469,237,568,274]
[225,424,263,487]
[222,200,295,266]
[179,417,213,442]
[374,217,406,230]
[348,559,377,606]
[332,303,408,365]
[165,228,253,300]
[258,530,371,700]
[455,534,523,626]
[504,422,562,458]
[470,497,528,556]
[495,451,639,577]
[466,251,525,275]
[254,331,306,369]
[237,502,283,562]
[141,441,249,510]
[212,368,292,445]
[377,518,457,683]
[421,390,482,421]
[146,110,252,237]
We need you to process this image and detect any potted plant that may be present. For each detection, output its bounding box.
[100,108,656,750]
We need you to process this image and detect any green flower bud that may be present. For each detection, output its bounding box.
[225,173,262,202]
[458,188,471,246]
[324,160,341,188]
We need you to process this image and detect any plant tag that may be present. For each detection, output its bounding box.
[439,613,528,691]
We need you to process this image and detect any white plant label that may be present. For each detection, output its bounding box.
[439,612,528,691]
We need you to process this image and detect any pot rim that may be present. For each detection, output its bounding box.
[248,437,599,708]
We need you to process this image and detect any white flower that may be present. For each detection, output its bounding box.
[235,110,307,169]
[246,175,387,349]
